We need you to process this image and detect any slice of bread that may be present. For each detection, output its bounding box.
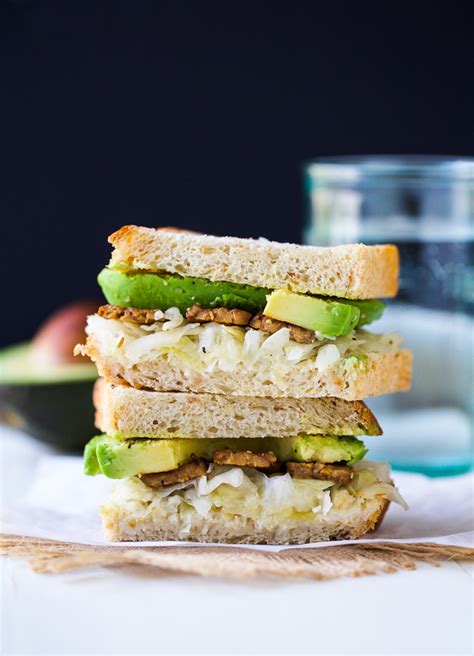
[101,486,389,543]
[108,225,399,299]
[84,337,412,401]
[94,379,382,438]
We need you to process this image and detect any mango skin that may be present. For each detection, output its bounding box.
[84,434,367,479]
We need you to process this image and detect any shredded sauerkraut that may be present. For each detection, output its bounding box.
[106,461,408,532]
[86,311,403,379]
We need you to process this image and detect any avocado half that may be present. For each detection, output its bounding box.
[0,342,98,452]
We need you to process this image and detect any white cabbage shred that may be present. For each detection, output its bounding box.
[87,312,403,379]
[108,461,408,531]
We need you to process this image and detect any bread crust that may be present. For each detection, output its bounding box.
[85,337,412,401]
[93,379,382,438]
[108,225,399,299]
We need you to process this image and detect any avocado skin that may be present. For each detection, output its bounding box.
[0,343,98,452]
[85,434,367,479]
[98,268,270,315]
[0,378,96,451]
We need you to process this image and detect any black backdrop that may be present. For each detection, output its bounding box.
[1,1,473,346]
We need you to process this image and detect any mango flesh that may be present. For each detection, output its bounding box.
[84,434,367,479]
[98,268,270,315]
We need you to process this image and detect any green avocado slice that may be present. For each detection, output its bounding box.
[264,290,360,337]
[264,290,385,337]
[98,269,385,335]
[98,268,270,315]
[331,298,386,326]
[83,434,107,475]
[84,434,367,479]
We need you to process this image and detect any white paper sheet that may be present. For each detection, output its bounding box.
[1,451,473,551]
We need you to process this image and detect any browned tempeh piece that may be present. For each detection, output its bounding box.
[212,449,277,469]
[249,314,315,344]
[98,305,164,325]
[140,460,208,488]
[286,462,353,484]
[186,305,252,326]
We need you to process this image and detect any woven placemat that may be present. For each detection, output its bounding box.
[1,533,473,580]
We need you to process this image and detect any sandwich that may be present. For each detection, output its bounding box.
[79,226,412,400]
[78,226,411,544]
[86,380,407,543]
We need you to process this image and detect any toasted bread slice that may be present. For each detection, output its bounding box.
[108,225,399,299]
[94,379,382,439]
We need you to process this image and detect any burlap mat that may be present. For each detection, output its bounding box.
[1,533,473,580]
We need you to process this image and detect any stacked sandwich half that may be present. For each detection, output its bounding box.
[78,226,412,543]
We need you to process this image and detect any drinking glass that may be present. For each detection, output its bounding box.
[304,156,474,475]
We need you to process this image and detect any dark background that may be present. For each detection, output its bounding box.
[1,1,473,346]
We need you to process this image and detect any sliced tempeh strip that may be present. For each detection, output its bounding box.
[186,305,252,326]
[98,304,164,325]
[249,313,315,344]
[212,449,277,469]
[286,461,353,484]
[140,460,208,488]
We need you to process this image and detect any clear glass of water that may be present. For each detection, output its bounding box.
[304,156,474,476]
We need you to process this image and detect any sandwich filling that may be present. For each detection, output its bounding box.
[84,433,368,479]
[76,267,401,383]
[74,266,403,387]
[98,267,386,338]
[99,461,407,538]
[85,435,407,535]
[81,309,402,383]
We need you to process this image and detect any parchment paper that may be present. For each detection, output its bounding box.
[1,453,472,551]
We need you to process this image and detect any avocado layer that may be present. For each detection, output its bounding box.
[84,434,367,479]
[98,268,270,315]
[264,290,359,337]
[264,290,385,337]
[99,269,385,336]
[333,298,386,325]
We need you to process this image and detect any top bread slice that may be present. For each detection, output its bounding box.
[93,379,382,439]
[108,226,399,299]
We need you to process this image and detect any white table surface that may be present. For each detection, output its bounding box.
[1,428,473,656]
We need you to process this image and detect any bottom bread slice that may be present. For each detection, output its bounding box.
[102,497,389,544]
[100,469,394,544]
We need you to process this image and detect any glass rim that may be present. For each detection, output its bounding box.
[305,155,474,183]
